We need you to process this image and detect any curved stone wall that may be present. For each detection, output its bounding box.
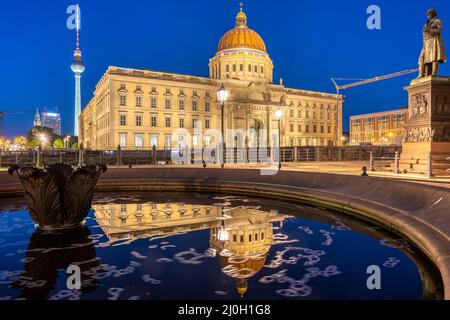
[1,167,449,299]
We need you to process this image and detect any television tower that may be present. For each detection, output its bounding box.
[71,4,84,136]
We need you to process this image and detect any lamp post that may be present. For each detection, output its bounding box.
[37,133,47,168]
[217,206,229,243]
[275,109,283,170]
[217,83,229,169]
[64,135,71,149]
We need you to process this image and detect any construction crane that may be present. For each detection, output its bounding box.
[0,111,28,140]
[331,68,419,144]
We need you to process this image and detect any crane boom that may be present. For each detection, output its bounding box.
[333,69,419,90]
[330,68,419,146]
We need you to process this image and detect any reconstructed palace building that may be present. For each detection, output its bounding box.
[80,7,343,150]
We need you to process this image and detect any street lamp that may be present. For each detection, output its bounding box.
[217,207,229,242]
[64,135,71,148]
[217,83,229,169]
[275,109,283,170]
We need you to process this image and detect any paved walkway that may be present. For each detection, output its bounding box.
[105,161,450,187]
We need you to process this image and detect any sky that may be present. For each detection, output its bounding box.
[0,0,449,137]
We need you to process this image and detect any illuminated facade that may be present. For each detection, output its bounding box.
[350,107,408,146]
[80,6,343,150]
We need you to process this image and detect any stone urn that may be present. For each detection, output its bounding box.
[8,163,107,230]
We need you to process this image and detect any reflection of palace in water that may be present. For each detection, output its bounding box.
[92,202,286,296]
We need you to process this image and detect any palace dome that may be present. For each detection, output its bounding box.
[217,7,267,53]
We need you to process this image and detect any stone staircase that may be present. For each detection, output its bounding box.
[398,154,450,176]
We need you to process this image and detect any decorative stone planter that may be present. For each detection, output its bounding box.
[8,163,107,230]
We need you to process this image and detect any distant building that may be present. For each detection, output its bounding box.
[350,107,408,146]
[33,108,42,127]
[42,111,62,135]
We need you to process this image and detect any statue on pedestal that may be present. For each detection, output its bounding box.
[417,8,446,78]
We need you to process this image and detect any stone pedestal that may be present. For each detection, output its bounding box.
[400,76,450,174]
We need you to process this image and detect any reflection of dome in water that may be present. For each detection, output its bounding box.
[218,252,268,297]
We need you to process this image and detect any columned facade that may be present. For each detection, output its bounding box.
[80,7,343,150]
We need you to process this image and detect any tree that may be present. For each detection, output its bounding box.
[26,126,57,147]
[53,138,63,149]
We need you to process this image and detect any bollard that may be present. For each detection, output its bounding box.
[361,166,369,177]
[394,151,400,174]
[369,151,375,171]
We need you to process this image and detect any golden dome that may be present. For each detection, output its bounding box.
[217,7,267,53]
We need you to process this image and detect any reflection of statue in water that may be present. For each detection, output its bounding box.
[417,8,446,78]
[11,226,99,300]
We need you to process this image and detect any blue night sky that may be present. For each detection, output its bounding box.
[0,0,449,137]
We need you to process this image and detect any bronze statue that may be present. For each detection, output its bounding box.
[417,8,446,78]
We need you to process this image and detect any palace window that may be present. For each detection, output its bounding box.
[193,119,200,129]
[179,118,185,128]
[320,111,324,119]
[305,110,309,118]
[327,111,331,120]
[298,138,302,146]
[298,124,302,132]
[205,119,210,129]
[136,96,142,107]
[119,133,127,147]
[135,134,144,149]
[248,64,252,72]
[226,65,230,72]
[290,123,294,132]
[120,95,126,106]
[205,101,210,112]
[261,66,264,74]
[254,65,258,73]
[192,100,198,111]
[290,138,294,147]
[313,125,317,133]
[313,111,317,119]
[328,126,331,134]
[320,125,324,133]
[165,117,171,128]
[151,115,157,127]
[298,110,302,118]
[151,97,157,108]
[165,98,171,109]
[120,115,126,126]
[164,134,171,149]
[240,64,243,72]
[306,124,310,133]
[150,135,158,148]
[179,99,185,110]
[290,109,294,117]
[232,64,236,72]
[136,115,142,127]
